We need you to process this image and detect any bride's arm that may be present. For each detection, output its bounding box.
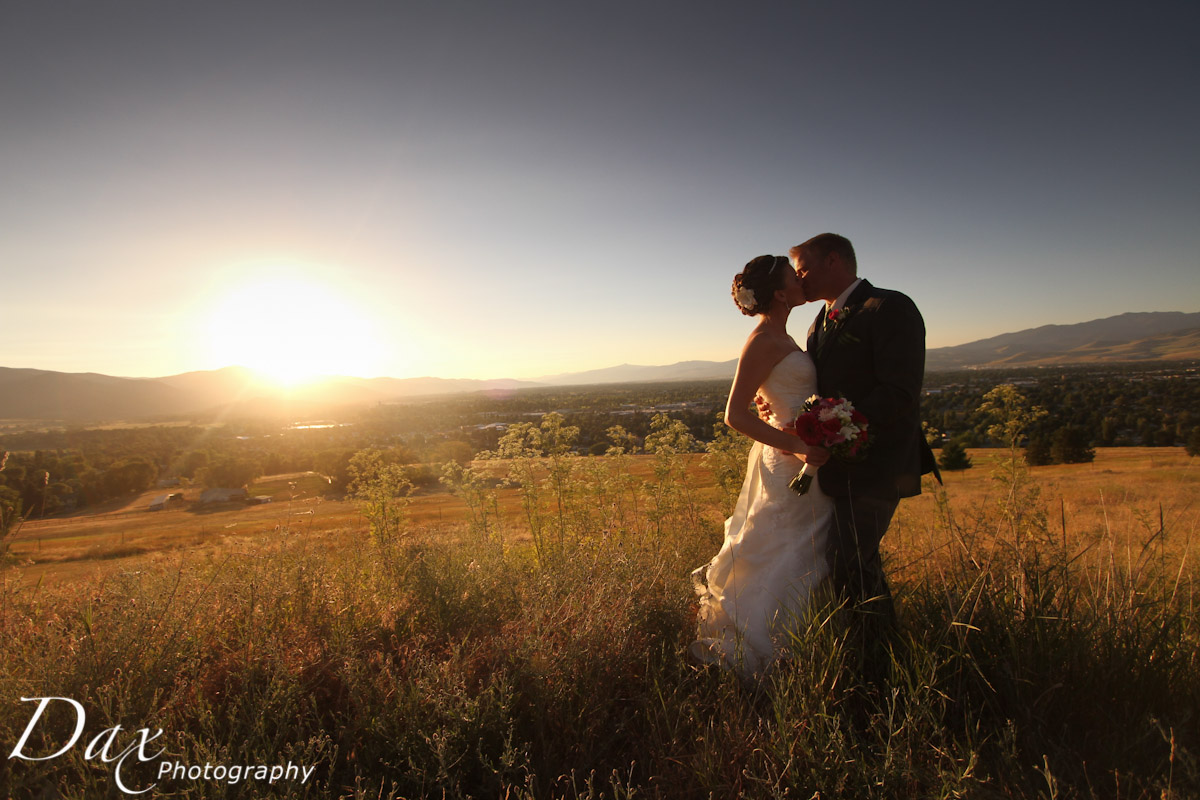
[724,338,829,465]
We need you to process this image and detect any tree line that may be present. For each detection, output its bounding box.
[2,363,1198,529]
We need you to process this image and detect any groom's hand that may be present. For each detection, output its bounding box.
[754,394,773,422]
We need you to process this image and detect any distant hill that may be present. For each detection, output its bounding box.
[533,360,738,386]
[0,367,540,423]
[925,311,1200,370]
[2,311,1197,423]
[0,368,190,421]
[540,312,1200,384]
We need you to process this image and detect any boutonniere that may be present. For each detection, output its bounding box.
[817,305,862,355]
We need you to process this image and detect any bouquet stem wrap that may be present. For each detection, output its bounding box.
[789,463,817,495]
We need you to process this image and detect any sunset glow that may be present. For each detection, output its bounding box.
[1,5,1197,382]
[201,266,383,386]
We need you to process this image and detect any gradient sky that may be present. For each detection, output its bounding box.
[2,1,1198,381]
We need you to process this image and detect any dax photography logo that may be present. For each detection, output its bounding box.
[8,697,317,795]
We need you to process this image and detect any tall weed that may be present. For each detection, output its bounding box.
[1,448,1196,798]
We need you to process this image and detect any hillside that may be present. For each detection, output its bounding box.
[0,367,540,423]
[2,311,1197,422]
[924,311,1200,370]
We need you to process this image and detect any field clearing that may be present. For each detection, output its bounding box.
[3,449,1195,590]
[892,447,1198,575]
[5,472,358,585]
[3,456,722,586]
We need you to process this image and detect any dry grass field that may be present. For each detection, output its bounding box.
[6,472,357,585]
[3,453,719,586]
[6,448,1193,589]
[893,447,1197,575]
[1,447,1197,798]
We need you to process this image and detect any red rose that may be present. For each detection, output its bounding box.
[794,414,824,445]
[820,417,842,438]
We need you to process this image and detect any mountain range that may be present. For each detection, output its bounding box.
[1,311,1197,423]
[923,311,1200,370]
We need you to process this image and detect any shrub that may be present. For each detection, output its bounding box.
[1188,426,1200,457]
[703,413,753,513]
[1050,425,1095,464]
[348,448,414,547]
[938,437,972,471]
[1024,434,1054,466]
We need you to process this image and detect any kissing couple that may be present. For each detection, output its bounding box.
[691,232,940,680]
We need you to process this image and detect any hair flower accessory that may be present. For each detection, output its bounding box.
[734,286,757,312]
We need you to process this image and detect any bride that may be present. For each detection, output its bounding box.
[690,254,834,679]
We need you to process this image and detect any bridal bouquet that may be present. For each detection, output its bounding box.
[787,395,869,495]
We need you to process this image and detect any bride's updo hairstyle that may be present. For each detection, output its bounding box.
[731,255,789,316]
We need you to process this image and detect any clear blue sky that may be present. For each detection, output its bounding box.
[2,1,1198,381]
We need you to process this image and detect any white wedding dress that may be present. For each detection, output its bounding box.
[691,350,834,679]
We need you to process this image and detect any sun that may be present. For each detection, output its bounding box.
[201,265,383,387]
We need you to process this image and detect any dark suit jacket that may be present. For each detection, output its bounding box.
[806,280,939,500]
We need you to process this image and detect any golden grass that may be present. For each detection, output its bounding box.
[5,449,1195,590]
[2,448,1196,798]
[890,448,1197,573]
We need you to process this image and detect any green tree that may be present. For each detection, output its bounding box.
[315,449,354,493]
[1050,426,1095,464]
[1154,425,1177,447]
[431,440,474,466]
[179,450,209,479]
[1138,420,1157,446]
[0,452,22,554]
[196,456,259,489]
[1024,434,1054,467]
[0,484,20,529]
[1185,427,1200,457]
[1099,417,1118,446]
[102,458,158,496]
[938,438,973,471]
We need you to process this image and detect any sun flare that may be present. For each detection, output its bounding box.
[201,265,383,387]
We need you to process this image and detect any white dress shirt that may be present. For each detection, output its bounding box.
[826,278,863,319]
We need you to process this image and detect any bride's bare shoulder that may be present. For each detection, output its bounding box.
[739,332,801,378]
[742,328,798,359]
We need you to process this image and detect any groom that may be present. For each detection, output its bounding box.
[789,233,939,630]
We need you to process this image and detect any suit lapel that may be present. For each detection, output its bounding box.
[826,280,873,348]
[807,306,825,357]
[841,279,873,313]
[811,280,873,362]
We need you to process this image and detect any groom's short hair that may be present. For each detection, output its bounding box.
[792,233,857,276]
